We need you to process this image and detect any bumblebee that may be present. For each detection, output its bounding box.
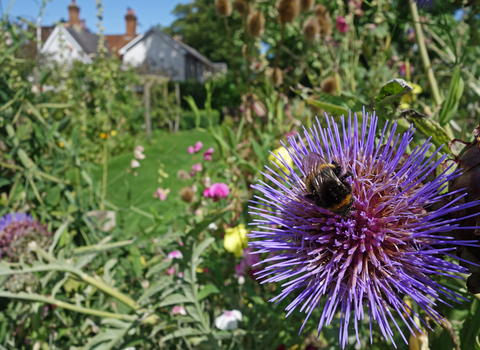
[302,152,354,216]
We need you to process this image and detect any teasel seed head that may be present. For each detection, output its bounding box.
[302,17,320,42]
[234,0,251,15]
[300,0,315,12]
[248,10,265,37]
[321,76,337,95]
[277,0,300,24]
[215,0,233,17]
[273,68,284,87]
[180,186,195,203]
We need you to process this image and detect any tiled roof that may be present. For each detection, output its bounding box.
[65,27,109,56]
[105,34,136,58]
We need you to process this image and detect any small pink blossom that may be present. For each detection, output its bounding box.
[153,188,170,201]
[369,23,376,30]
[134,145,146,160]
[284,131,296,139]
[191,163,203,172]
[178,272,183,278]
[203,183,230,202]
[131,159,140,168]
[173,306,187,315]
[168,250,183,259]
[203,147,214,161]
[188,146,195,154]
[194,209,202,216]
[194,141,203,152]
[179,240,184,246]
[336,16,349,33]
[167,266,176,275]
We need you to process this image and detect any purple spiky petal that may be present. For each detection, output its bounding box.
[248,110,480,348]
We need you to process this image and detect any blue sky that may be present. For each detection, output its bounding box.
[3,0,189,34]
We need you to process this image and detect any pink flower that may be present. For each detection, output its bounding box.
[369,23,376,30]
[235,248,261,277]
[178,272,184,278]
[134,145,145,160]
[194,141,203,152]
[173,306,187,315]
[203,147,214,161]
[167,266,175,275]
[153,188,170,201]
[203,183,230,202]
[284,131,296,139]
[335,16,349,33]
[168,250,183,259]
[131,159,140,168]
[191,163,203,172]
[400,62,406,77]
[188,146,195,154]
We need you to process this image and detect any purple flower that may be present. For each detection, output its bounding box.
[415,0,434,8]
[203,183,230,202]
[191,163,203,173]
[0,213,52,263]
[235,248,261,277]
[167,250,183,259]
[204,147,214,161]
[188,146,195,154]
[335,16,349,33]
[194,141,203,152]
[249,110,480,348]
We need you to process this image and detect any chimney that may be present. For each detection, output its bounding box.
[125,8,136,37]
[68,0,81,27]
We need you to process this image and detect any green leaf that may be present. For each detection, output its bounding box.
[138,277,173,305]
[460,299,480,350]
[146,260,172,278]
[250,137,266,162]
[129,246,142,278]
[374,79,413,118]
[439,66,464,126]
[160,327,203,343]
[404,109,453,153]
[192,237,215,264]
[158,293,194,307]
[197,284,220,301]
[48,220,70,254]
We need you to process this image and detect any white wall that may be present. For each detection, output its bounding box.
[122,31,186,81]
[41,27,91,65]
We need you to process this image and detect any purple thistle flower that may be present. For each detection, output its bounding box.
[0,212,52,263]
[249,110,480,348]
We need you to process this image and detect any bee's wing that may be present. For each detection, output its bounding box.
[301,152,327,175]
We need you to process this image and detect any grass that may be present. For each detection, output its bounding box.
[93,129,216,233]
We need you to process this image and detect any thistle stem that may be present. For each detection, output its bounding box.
[409,0,442,107]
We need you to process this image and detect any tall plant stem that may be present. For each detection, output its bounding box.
[224,16,242,97]
[100,139,108,211]
[409,0,441,107]
[272,23,286,87]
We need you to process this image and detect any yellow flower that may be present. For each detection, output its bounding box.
[268,146,294,175]
[100,132,107,139]
[111,130,117,136]
[400,83,422,109]
[58,141,64,148]
[224,224,248,258]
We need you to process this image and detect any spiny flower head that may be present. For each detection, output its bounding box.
[0,213,52,263]
[249,110,480,348]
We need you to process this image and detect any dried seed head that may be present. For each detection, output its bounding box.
[215,0,233,17]
[235,0,251,15]
[177,169,189,181]
[303,17,320,42]
[273,68,283,87]
[180,186,195,203]
[300,0,315,12]
[321,76,337,95]
[314,4,327,18]
[318,15,332,37]
[248,11,265,36]
[277,0,300,24]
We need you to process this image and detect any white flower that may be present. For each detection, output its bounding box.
[214,310,243,330]
[208,222,218,231]
[237,276,245,285]
[131,159,140,168]
[134,148,145,160]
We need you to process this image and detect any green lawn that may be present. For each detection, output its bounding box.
[93,129,216,233]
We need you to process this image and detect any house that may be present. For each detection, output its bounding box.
[118,28,222,82]
[105,8,138,58]
[41,1,109,64]
[41,1,226,82]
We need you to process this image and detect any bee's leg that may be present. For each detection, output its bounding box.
[339,171,353,181]
[331,161,342,176]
